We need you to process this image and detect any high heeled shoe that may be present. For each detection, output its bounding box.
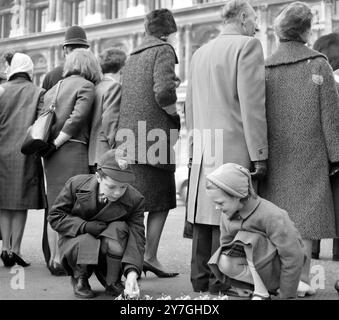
[143,261,179,278]
[1,251,15,267]
[11,252,30,267]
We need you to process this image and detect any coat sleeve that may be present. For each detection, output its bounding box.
[153,45,178,117]
[319,60,339,163]
[102,82,122,148]
[265,210,305,299]
[36,89,45,118]
[61,82,95,138]
[237,38,268,161]
[47,177,87,238]
[122,196,146,277]
[220,216,235,247]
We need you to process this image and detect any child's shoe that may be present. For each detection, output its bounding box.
[297,281,316,297]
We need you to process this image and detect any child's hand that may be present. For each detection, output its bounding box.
[124,271,140,299]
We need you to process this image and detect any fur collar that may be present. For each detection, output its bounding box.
[131,35,178,63]
[266,41,326,68]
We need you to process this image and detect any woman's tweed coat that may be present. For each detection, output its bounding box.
[116,35,180,172]
[259,41,339,239]
[0,76,46,210]
[116,35,180,211]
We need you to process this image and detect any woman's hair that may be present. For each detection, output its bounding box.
[99,48,127,74]
[63,48,102,84]
[274,2,313,43]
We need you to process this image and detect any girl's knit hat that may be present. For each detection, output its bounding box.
[206,163,256,198]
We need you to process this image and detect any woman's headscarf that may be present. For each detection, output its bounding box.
[7,53,34,81]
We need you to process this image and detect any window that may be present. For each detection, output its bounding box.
[0,13,11,38]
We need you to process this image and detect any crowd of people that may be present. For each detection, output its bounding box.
[0,0,339,300]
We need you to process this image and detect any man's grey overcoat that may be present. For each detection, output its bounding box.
[259,41,339,239]
[185,25,268,226]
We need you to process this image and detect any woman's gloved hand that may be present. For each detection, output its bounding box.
[250,160,267,181]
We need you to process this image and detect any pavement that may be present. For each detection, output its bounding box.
[1,205,339,300]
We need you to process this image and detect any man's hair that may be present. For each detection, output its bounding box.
[221,0,251,23]
[314,33,339,71]
[99,48,127,74]
[63,48,102,84]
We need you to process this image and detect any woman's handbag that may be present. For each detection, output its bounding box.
[21,81,62,156]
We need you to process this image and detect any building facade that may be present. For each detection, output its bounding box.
[0,0,338,97]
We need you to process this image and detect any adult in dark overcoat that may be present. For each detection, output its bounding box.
[0,52,46,268]
[88,48,127,172]
[42,49,101,276]
[116,9,180,277]
[259,2,339,294]
[48,150,145,299]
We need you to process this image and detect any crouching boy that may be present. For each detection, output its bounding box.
[206,163,306,300]
[48,150,145,299]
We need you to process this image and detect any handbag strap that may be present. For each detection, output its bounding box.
[50,80,63,110]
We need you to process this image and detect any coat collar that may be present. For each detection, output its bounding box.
[265,41,326,68]
[77,175,134,208]
[220,24,244,36]
[131,35,178,63]
[236,196,261,220]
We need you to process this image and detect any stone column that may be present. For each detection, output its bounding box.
[91,40,100,58]
[46,0,63,31]
[84,0,104,24]
[9,0,27,37]
[324,0,333,34]
[48,47,55,71]
[49,0,56,22]
[54,45,62,67]
[184,24,193,83]
[257,5,268,58]
[126,0,146,18]
[175,26,184,81]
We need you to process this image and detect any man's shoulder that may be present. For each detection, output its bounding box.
[43,65,64,90]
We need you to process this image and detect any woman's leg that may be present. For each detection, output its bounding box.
[144,210,169,269]
[300,239,313,284]
[10,210,28,255]
[0,210,12,252]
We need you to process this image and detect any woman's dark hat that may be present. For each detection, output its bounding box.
[63,26,89,47]
[97,150,135,184]
[144,9,177,38]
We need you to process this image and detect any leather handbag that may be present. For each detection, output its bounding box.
[21,81,62,155]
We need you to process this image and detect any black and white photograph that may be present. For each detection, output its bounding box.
[0,0,339,308]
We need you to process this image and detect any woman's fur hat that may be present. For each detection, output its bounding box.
[144,9,177,38]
